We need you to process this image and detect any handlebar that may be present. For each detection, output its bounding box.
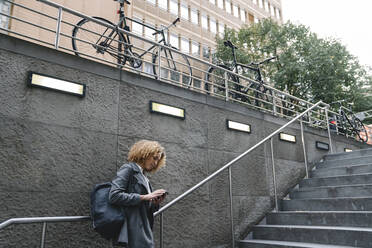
[223,40,238,50]
[172,17,180,25]
[152,17,179,35]
[250,56,277,66]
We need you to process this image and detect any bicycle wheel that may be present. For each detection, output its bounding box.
[152,46,192,86]
[204,65,231,97]
[354,118,368,143]
[254,84,273,109]
[72,17,127,65]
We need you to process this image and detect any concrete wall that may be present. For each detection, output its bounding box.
[0,34,369,248]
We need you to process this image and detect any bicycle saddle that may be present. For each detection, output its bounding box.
[114,0,130,5]
[223,40,238,49]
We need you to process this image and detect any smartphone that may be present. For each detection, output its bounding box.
[156,191,168,200]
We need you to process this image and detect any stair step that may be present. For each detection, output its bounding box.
[316,155,372,169]
[290,184,372,199]
[267,211,372,227]
[300,173,372,188]
[239,239,356,248]
[251,225,372,247]
[311,163,372,178]
[324,148,372,161]
[281,197,372,211]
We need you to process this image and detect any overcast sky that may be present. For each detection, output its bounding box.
[281,0,372,68]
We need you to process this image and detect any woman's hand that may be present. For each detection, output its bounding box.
[151,192,167,205]
[140,189,167,202]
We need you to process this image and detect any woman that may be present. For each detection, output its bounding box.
[109,140,167,247]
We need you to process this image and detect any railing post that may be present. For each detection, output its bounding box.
[272,92,277,115]
[307,103,312,124]
[159,212,164,248]
[55,7,63,49]
[40,222,47,248]
[224,71,229,101]
[300,121,309,178]
[325,107,334,154]
[270,138,279,212]
[157,45,161,80]
[228,167,235,248]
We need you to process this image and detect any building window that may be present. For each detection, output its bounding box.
[219,23,224,37]
[264,0,269,11]
[144,62,154,75]
[161,68,169,79]
[170,33,179,48]
[270,5,275,16]
[209,0,215,5]
[191,41,200,57]
[259,0,263,8]
[159,0,168,10]
[132,17,143,35]
[146,0,156,5]
[182,74,190,85]
[217,0,223,9]
[191,8,199,24]
[202,45,210,60]
[225,0,231,14]
[253,0,257,4]
[210,17,216,33]
[240,9,246,22]
[193,77,201,88]
[170,0,179,16]
[180,3,189,20]
[201,14,208,30]
[254,17,259,23]
[0,0,11,30]
[181,38,190,54]
[276,8,281,19]
[233,5,239,18]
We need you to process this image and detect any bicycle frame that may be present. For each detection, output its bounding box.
[224,41,264,84]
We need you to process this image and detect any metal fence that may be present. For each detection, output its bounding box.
[0,0,364,139]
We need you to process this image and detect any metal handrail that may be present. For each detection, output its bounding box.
[0,216,90,230]
[154,101,325,216]
[155,101,328,247]
[0,216,90,248]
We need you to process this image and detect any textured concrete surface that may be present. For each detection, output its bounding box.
[0,34,370,247]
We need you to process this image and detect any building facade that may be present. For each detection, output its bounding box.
[128,0,282,60]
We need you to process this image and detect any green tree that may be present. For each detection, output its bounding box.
[215,19,372,122]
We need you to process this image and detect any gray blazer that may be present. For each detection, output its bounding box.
[109,162,158,248]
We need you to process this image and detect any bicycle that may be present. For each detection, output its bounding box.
[71,0,192,86]
[330,100,368,143]
[204,40,275,108]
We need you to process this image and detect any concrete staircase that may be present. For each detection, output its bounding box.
[239,148,372,248]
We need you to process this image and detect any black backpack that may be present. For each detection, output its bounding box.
[90,182,125,240]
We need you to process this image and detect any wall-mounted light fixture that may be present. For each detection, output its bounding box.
[279,132,296,143]
[344,148,353,152]
[150,101,185,119]
[316,141,329,151]
[226,120,251,133]
[27,71,86,97]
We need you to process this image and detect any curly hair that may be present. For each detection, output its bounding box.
[128,140,166,173]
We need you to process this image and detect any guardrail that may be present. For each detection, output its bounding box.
[0,0,356,137]
[154,101,328,247]
[0,216,90,248]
